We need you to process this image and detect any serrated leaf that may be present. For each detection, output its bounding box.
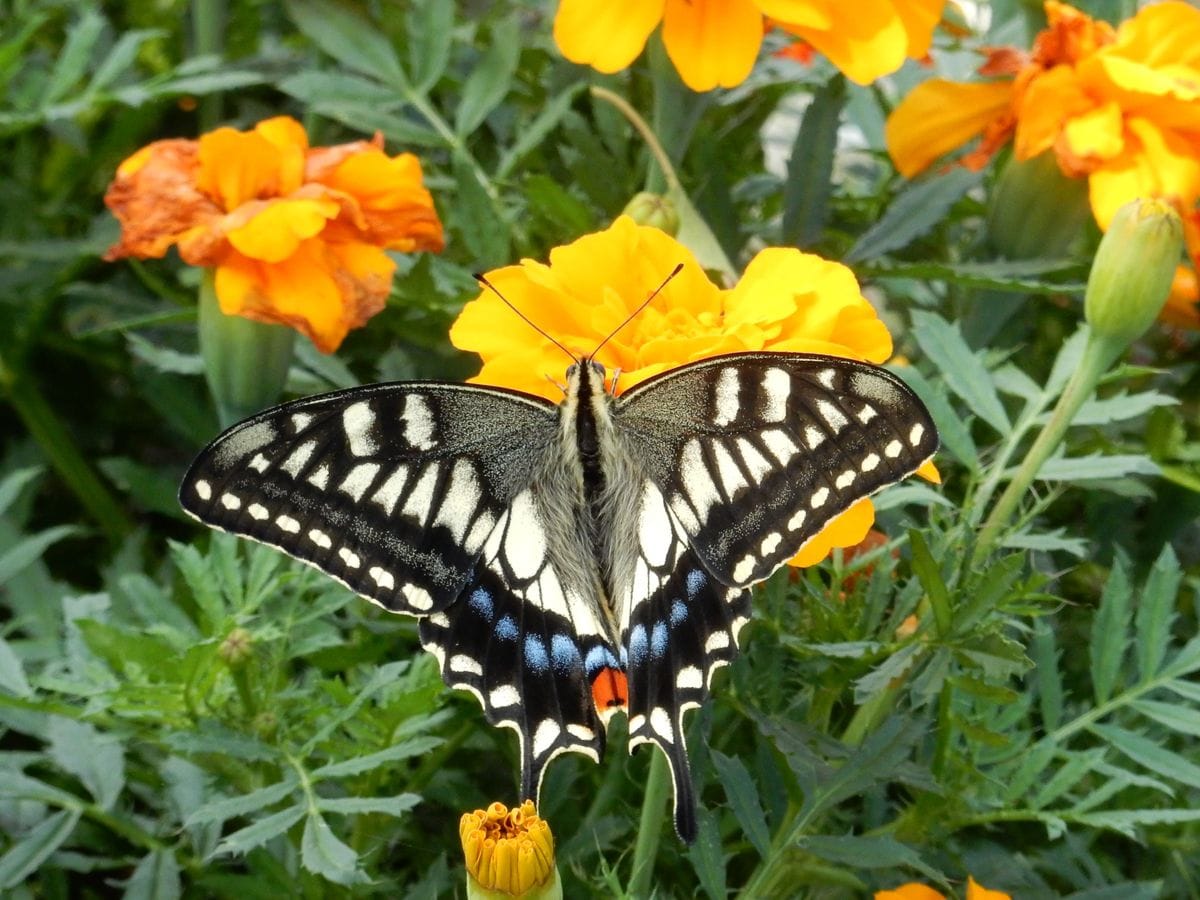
[405,0,453,92]
[802,717,922,819]
[685,807,725,900]
[309,736,442,779]
[1004,739,1056,802]
[1001,530,1088,557]
[122,848,181,900]
[1132,699,1200,738]
[845,167,981,262]
[911,310,1010,435]
[1032,748,1106,809]
[285,0,404,85]
[316,794,421,817]
[1036,453,1160,481]
[910,531,951,637]
[788,640,884,658]
[211,804,305,859]
[1030,622,1063,732]
[1068,390,1177,426]
[796,834,943,881]
[451,152,508,268]
[782,75,844,247]
[41,11,104,105]
[1092,723,1200,790]
[1090,557,1132,704]
[46,718,124,810]
[169,541,225,631]
[185,778,298,827]
[1163,635,1200,678]
[0,525,82,585]
[1046,326,1089,399]
[1071,808,1200,836]
[497,85,584,179]
[0,809,81,889]
[711,751,770,858]
[0,636,31,697]
[860,258,1085,294]
[1135,545,1180,681]
[854,643,922,703]
[871,483,955,511]
[301,812,367,885]
[455,16,520,135]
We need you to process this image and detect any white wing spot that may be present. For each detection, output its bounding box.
[372,465,410,515]
[401,464,440,526]
[343,401,378,456]
[805,426,826,450]
[705,631,730,653]
[532,719,561,758]
[567,724,596,742]
[248,453,269,473]
[713,368,740,427]
[276,515,300,534]
[194,480,212,501]
[503,492,546,579]
[307,529,332,549]
[811,487,830,509]
[680,439,721,523]
[669,492,700,534]
[649,707,674,743]
[427,612,450,628]
[760,532,782,556]
[338,547,360,568]
[290,412,312,432]
[762,368,790,422]
[817,368,836,388]
[628,714,646,734]
[676,666,703,690]
[489,684,519,708]
[861,453,881,472]
[787,508,807,530]
[735,437,774,484]
[280,440,315,478]
[465,509,496,555]
[858,404,878,424]
[248,503,269,520]
[220,493,241,510]
[307,465,330,490]
[404,583,434,611]
[340,462,381,501]
[910,423,926,446]
[885,439,903,459]
[638,483,674,568]
[433,459,480,543]
[732,554,756,583]
[817,400,850,432]
[450,654,483,676]
[835,469,856,489]
[402,395,437,450]
[369,566,395,591]
[761,429,799,465]
[713,441,748,498]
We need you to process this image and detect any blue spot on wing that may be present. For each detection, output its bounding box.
[650,621,668,659]
[551,634,581,674]
[524,635,550,673]
[496,615,518,641]
[670,599,688,626]
[686,569,706,599]
[629,624,648,666]
[468,588,494,621]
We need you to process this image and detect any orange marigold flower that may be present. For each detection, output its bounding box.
[876,877,1011,900]
[553,0,946,92]
[460,800,559,898]
[451,215,916,567]
[104,116,444,353]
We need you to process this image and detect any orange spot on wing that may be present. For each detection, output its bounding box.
[591,667,628,713]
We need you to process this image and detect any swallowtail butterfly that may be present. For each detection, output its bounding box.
[180,337,937,842]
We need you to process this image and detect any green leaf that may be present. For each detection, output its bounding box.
[455,16,520,135]
[405,0,454,92]
[804,717,923,819]
[41,11,104,105]
[1071,808,1200,837]
[186,778,299,827]
[310,736,443,779]
[1032,748,1106,809]
[1045,326,1089,399]
[211,804,306,859]
[1132,699,1200,738]
[796,834,943,882]
[122,848,182,900]
[301,812,368,885]
[1163,636,1200,678]
[1069,390,1177,426]
[0,636,32,697]
[1135,545,1180,681]
[497,85,584,180]
[1001,529,1088,557]
[911,311,1010,435]
[1091,557,1132,704]
[316,794,421,817]
[893,366,978,471]
[87,28,161,92]
[0,466,42,517]
[710,750,770,859]
[451,152,508,267]
[854,643,922,703]
[1036,454,1160,481]
[169,541,226,632]
[46,718,124,810]
[285,0,405,85]
[0,809,81,889]
[0,525,82,585]
[1003,738,1056,802]
[909,531,951,637]
[1030,622,1063,732]
[860,258,1086,294]
[845,167,981,262]
[1092,722,1200,790]
[685,808,725,900]
[782,75,845,247]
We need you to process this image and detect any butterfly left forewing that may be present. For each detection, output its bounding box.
[616,352,938,588]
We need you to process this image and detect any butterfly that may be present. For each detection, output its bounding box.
[180,333,937,842]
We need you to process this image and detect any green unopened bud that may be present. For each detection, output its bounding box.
[987,151,1092,259]
[1085,198,1183,347]
[219,627,254,667]
[622,192,679,236]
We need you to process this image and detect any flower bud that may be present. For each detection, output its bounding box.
[1084,198,1183,347]
[219,627,254,667]
[461,800,561,899]
[622,192,679,236]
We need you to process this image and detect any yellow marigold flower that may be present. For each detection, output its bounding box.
[553,0,946,92]
[451,215,916,567]
[887,1,1200,229]
[460,800,560,899]
[876,877,1011,900]
[104,116,444,353]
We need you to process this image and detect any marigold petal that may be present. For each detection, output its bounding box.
[661,0,763,91]
[894,0,945,60]
[1102,1,1200,73]
[1087,118,1200,228]
[965,876,1012,900]
[788,498,874,568]
[1012,65,1094,164]
[1059,101,1125,171]
[917,459,941,484]
[554,0,665,73]
[756,0,831,29]
[1163,264,1200,329]
[196,116,307,212]
[223,197,340,263]
[886,79,1013,178]
[778,1,909,85]
[875,883,946,900]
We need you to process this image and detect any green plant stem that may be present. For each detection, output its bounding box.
[191,0,226,130]
[589,86,681,194]
[971,328,1118,566]
[0,353,133,544]
[839,679,905,747]
[628,749,670,897]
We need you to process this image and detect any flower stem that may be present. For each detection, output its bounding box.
[589,86,681,194]
[971,327,1118,566]
[191,0,226,130]
[628,749,670,896]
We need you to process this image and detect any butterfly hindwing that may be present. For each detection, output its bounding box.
[616,352,939,587]
[179,382,559,616]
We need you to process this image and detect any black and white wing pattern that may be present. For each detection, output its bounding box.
[612,352,937,836]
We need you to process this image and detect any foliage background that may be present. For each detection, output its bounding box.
[1,0,1198,896]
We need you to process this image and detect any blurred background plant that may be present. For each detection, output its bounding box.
[1,0,1198,896]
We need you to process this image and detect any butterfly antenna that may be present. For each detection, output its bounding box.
[589,263,684,361]
[474,273,578,363]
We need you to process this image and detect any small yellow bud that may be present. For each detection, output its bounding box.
[218,627,253,667]
[1084,198,1184,347]
[622,192,680,236]
[461,800,560,899]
